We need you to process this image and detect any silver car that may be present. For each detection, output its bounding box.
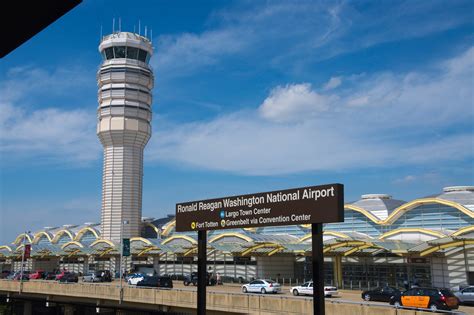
[82,272,99,283]
[455,286,474,304]
[242,279,281,294]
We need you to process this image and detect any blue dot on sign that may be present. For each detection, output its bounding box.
[220,210,225,218]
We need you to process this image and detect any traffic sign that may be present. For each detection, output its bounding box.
[122,238,130,257]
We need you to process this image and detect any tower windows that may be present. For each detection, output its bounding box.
[126,46,139,59]
[114,46,126,58]
[102,46,149,63]
[104,47,114,60]
[137,49,147,62]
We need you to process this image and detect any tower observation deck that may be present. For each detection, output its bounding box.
[97,32,154,241]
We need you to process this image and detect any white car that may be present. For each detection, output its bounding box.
[242,279,281,294]
[290,281,339,297]
[127,274,145,285]
[455,286,474,304]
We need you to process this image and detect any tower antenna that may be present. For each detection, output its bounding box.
[145,26,147,38]
[119,17,121,32]
[138,20,141,35]
[112,18,115,33]
[150,29,152,43]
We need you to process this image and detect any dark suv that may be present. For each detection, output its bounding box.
[390,287,459,311]
[95,270,112,282]
[137,275,173,288]
[183,272,216,286]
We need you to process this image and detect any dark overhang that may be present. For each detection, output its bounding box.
[1,0,82,58]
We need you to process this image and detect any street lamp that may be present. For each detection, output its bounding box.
[119,220,129,304]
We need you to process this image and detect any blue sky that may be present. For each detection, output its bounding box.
[0,0,473,244]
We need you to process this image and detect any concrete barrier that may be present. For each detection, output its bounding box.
[0,280,451,315]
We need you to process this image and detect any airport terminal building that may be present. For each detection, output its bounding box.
[1,31,473,291]
[1,186,473,290]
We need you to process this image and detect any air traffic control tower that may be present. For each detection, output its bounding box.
[97,32,154,241]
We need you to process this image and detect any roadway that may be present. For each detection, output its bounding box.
[117,280,474,314]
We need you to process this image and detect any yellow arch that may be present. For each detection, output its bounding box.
[143,222,160,236]
[420,240,474,257]
[161,219,176,237]
[91,239,115,248]
[32,231,53,244]
[344,205,382,224]
[138,246,160,256]
[298,231,349,243]
[343,244,374,256]
[130,237,153,245]
[61,241,84,249]
[323,241,370,253]
[51,229,74,243]
[241,243,284,256]
[379,228,447,240]
[13,233,33,245]
[452,225,474,236]
[383,198,474,225]
[162,235,196,245]
[0,245,12,252]
[243,227,257,232]
[74,227,99,242]
[343,198,473,226]
[209,232,253,243]
[99,247,115,257]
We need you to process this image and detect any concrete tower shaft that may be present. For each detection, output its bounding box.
[97,32,154,241]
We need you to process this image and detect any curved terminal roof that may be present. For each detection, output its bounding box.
[3,186,473,259]
[349,194,406,220]
[428,186,474,211]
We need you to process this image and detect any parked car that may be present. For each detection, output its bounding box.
[44,272,57,280]
[95,270,113,282]
[0,271,11,279]
[390,287,459,311]
[455,286,474,305]
[59,272,78,283]
[361,286,400,302]
[136,275,173,288]
[290,281,339,297]
[55,271,69,281]
[242,279,281,294]
[82,272,100,283]
[183,272,216,286]
[127,273,145,285]
[13,272,30,281]
[29,270,45,280]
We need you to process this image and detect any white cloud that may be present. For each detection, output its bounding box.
[152,29,247,76]
[323,76,342,91]
[0,66,100,165]
[151,1,473,76]
[148,47,474,175]
[259,83,334,122]
[0,103,99,164]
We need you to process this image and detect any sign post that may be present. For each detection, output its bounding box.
[176,184,344,315]
[197,230,207,315]
[312,223,324,315]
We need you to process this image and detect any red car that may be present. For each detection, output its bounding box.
[29,270,45,279]
[55,271,69,281]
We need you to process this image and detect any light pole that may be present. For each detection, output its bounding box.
[19,230,30,294]
[119,220,129,304]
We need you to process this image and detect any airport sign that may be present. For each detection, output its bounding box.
[176,183,343,232]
